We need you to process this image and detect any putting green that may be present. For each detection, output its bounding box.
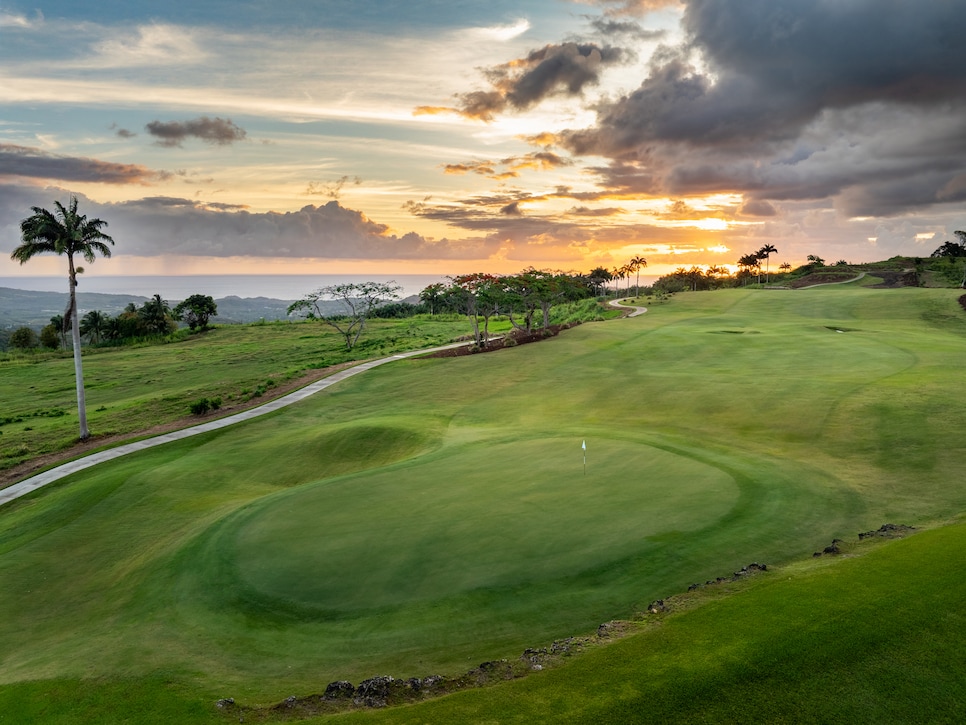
[211,438,738,616]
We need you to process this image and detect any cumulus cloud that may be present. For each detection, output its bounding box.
[557,0,966,217]
[109,197,496,259]
[0,144,159,184]
[145,116,247,147]
[418,42,628,121]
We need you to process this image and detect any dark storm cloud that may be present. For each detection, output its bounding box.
[559,0,966,216]
[0,187,493,260]
[98,197,494,259]
[739,199,777,218]
[145,116,247,148]
[0,144,159,184]
[440,42,628,121]
[587,17,665,41]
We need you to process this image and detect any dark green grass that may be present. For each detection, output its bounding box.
[322,520,966,724]
[0,286,964,721]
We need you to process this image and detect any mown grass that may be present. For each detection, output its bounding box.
[320,520,966,724]
[0,315,474,471]
[0,286,964,722]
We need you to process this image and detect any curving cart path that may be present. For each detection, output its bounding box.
[608,298,649,317]
[0,342,470,507]
[2,303,652,507]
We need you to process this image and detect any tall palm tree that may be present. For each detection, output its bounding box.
[630,256,648,294]
[612,266,626,297]
[11,197,114,440]
[758,244,778,283]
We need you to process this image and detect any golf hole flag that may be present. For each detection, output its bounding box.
[582,440,586,475]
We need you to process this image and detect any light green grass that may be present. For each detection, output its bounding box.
[1,286,965,721]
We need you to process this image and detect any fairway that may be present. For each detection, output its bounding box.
[1,286,965,721]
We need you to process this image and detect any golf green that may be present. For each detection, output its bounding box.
[206,438,738,615]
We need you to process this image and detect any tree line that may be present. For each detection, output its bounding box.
[6,294,219,351]
[288,265,644,351]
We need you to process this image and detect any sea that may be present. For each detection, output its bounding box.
[0,275,448,301]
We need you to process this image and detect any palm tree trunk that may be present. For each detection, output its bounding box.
[67,258,90,440]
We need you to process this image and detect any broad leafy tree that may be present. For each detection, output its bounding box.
[930,233,966,259]
[288,281,401,350]
[10,326,38,350]
[587,266,613,297]
[174,294,218,331]
[418,282,446,315]
[11,196,114,439]
[40,324,61,349]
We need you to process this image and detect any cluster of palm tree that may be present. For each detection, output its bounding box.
[39,296,177,349]
[737,245,780,284]
[611,256,648,296]
[658,265,733,292]
[77,296,176,344]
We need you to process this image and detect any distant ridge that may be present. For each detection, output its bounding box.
[0,286,296,328]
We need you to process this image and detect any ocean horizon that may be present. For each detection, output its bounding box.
[0,274,451,301]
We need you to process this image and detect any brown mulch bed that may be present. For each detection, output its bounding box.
[788,272,860,288]
[958,294,966,311]
[421,323,576,358]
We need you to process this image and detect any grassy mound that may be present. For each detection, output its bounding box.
[1,286,964,722]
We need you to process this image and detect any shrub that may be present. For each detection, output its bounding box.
[189,397,222,416]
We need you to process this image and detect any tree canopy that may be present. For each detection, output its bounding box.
[288,281,401,350]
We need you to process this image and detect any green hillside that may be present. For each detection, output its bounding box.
[0,286,964,723]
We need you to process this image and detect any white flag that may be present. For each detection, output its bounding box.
[582,440,586,450]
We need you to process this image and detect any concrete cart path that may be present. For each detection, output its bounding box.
[0,342,465,507]
[608,298,649,317]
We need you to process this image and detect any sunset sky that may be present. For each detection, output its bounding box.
[2,0,965,281]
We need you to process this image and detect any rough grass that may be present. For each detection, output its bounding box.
[1,286,965,722]
[0,317,472,471]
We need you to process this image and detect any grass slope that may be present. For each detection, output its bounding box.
[0,287,964,722]
[322,520,966,724]
[0,316,471,471]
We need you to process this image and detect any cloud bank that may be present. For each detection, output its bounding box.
[0,144,159,184]
[557,0,966,217]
